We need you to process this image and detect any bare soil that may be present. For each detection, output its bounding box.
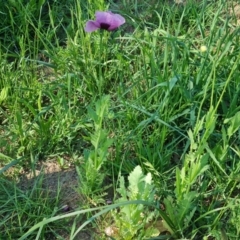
[18,161,80,209]
[17,161,94,239]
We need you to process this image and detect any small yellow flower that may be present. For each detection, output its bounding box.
[200,45,207,52]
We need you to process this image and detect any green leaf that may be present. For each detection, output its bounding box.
[224,111,240,137]
[117,176,127,201]
[0,87,8,104]
[128,165,144,197]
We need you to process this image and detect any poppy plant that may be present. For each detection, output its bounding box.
[85,11,125,32]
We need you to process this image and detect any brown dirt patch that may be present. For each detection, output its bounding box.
[18,161,80,209]
[229,3,240,26]
[17,161,95,239]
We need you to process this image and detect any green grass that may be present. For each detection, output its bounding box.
[1,0,240,239]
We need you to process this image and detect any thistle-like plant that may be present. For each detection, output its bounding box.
[106,165,159,239]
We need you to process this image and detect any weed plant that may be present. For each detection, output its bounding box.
[0,0,240,239]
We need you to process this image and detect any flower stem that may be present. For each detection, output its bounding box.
[98,30,104,95]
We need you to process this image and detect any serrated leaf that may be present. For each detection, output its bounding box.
[117,176,127,200]
[177,191,196,224]
[95,95,110,118]
[87,106,98,123]
[128,165,144,196]
[128,165,143,183]
[145,172,152,185]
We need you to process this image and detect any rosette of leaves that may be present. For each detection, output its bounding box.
[108,166,159,239]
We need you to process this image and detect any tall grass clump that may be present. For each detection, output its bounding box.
[1,0,240,239]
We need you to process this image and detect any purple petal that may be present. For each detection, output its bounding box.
[95,11,113,25]
[95,11,125,31]
[85,20,100,32]
[108,13,125,31]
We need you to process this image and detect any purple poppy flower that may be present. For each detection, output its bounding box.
[85,11,125,33]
